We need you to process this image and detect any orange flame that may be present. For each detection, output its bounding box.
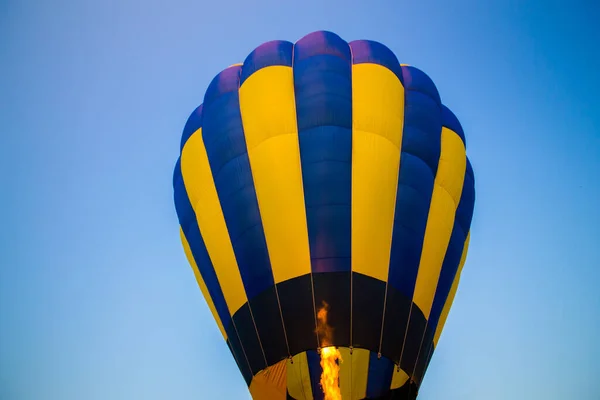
[316,302,342,400]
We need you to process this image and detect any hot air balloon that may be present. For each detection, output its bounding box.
[173,30,475,400]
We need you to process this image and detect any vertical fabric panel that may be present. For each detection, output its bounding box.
[294,30,353,274]
[239,63,312,284]
[312,272,351,347]
[338,347,352,399]
[277,274,318,356]
[411,126,466,319]
[365,352,395,398]
[399,105,466,373]
[352,272,386,351]
[350,41,405,283]
[281,31,355,355]
[380,66,442,362]
[180,128,247,315]
[239,43,314,365]
[338,348,370,400]
[287,352,314,400]
[387,65,441,297]
[200,66,275,370]
[202,65,274,301]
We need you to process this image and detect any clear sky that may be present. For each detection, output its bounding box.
[1,1,599,399]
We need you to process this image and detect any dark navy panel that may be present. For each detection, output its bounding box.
[201,66,275,301]
[306,350,324,400]
[349,40,403,84]
[312,272,351,347]
[400,66,441,106]
[226,338,252,386]
[240,40,294,84]
[412,331,433,386]
[278,274,319,356]
[293,30,353,274]
[173,162,231,332]
[352,273,386,351]
[379,284,412,363]
[399,306,427,376]
[378,380,418,400]
[248,286,289,365]
[366,352,395,399]
[441,104,466,145]
[232,303,267,374]
[180,104,203,151]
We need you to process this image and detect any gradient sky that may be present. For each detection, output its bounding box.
[1,1,599,399]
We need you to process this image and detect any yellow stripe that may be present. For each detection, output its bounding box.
[390,367,409,389]
[287,352,313,400]
[351,63,404,281]
[239,66,311,283]
[338,348,352,399]
[412,127,466,318]
[180,128,247,315]
[339,347,370,400]
[179,227,227,340]
[433,232,470,346]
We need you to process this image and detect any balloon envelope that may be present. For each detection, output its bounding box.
[173,30,475,400]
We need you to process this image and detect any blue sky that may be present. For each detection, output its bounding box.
[1,1,599,399]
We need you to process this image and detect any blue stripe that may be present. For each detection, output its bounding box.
[201,66,274,301]
[306,350,324,400]
[294,30,352,273]
[173,159,232,331]
[240,40,293,85]
[401,66,441,105]
[387,68,442,297]
[180,104,203,152]
[428,226,465,329]
[204,66,242,106]
[456,159,475,232]
[349,39,403,84]
[365,352,395,398]
[442,104,466,144]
